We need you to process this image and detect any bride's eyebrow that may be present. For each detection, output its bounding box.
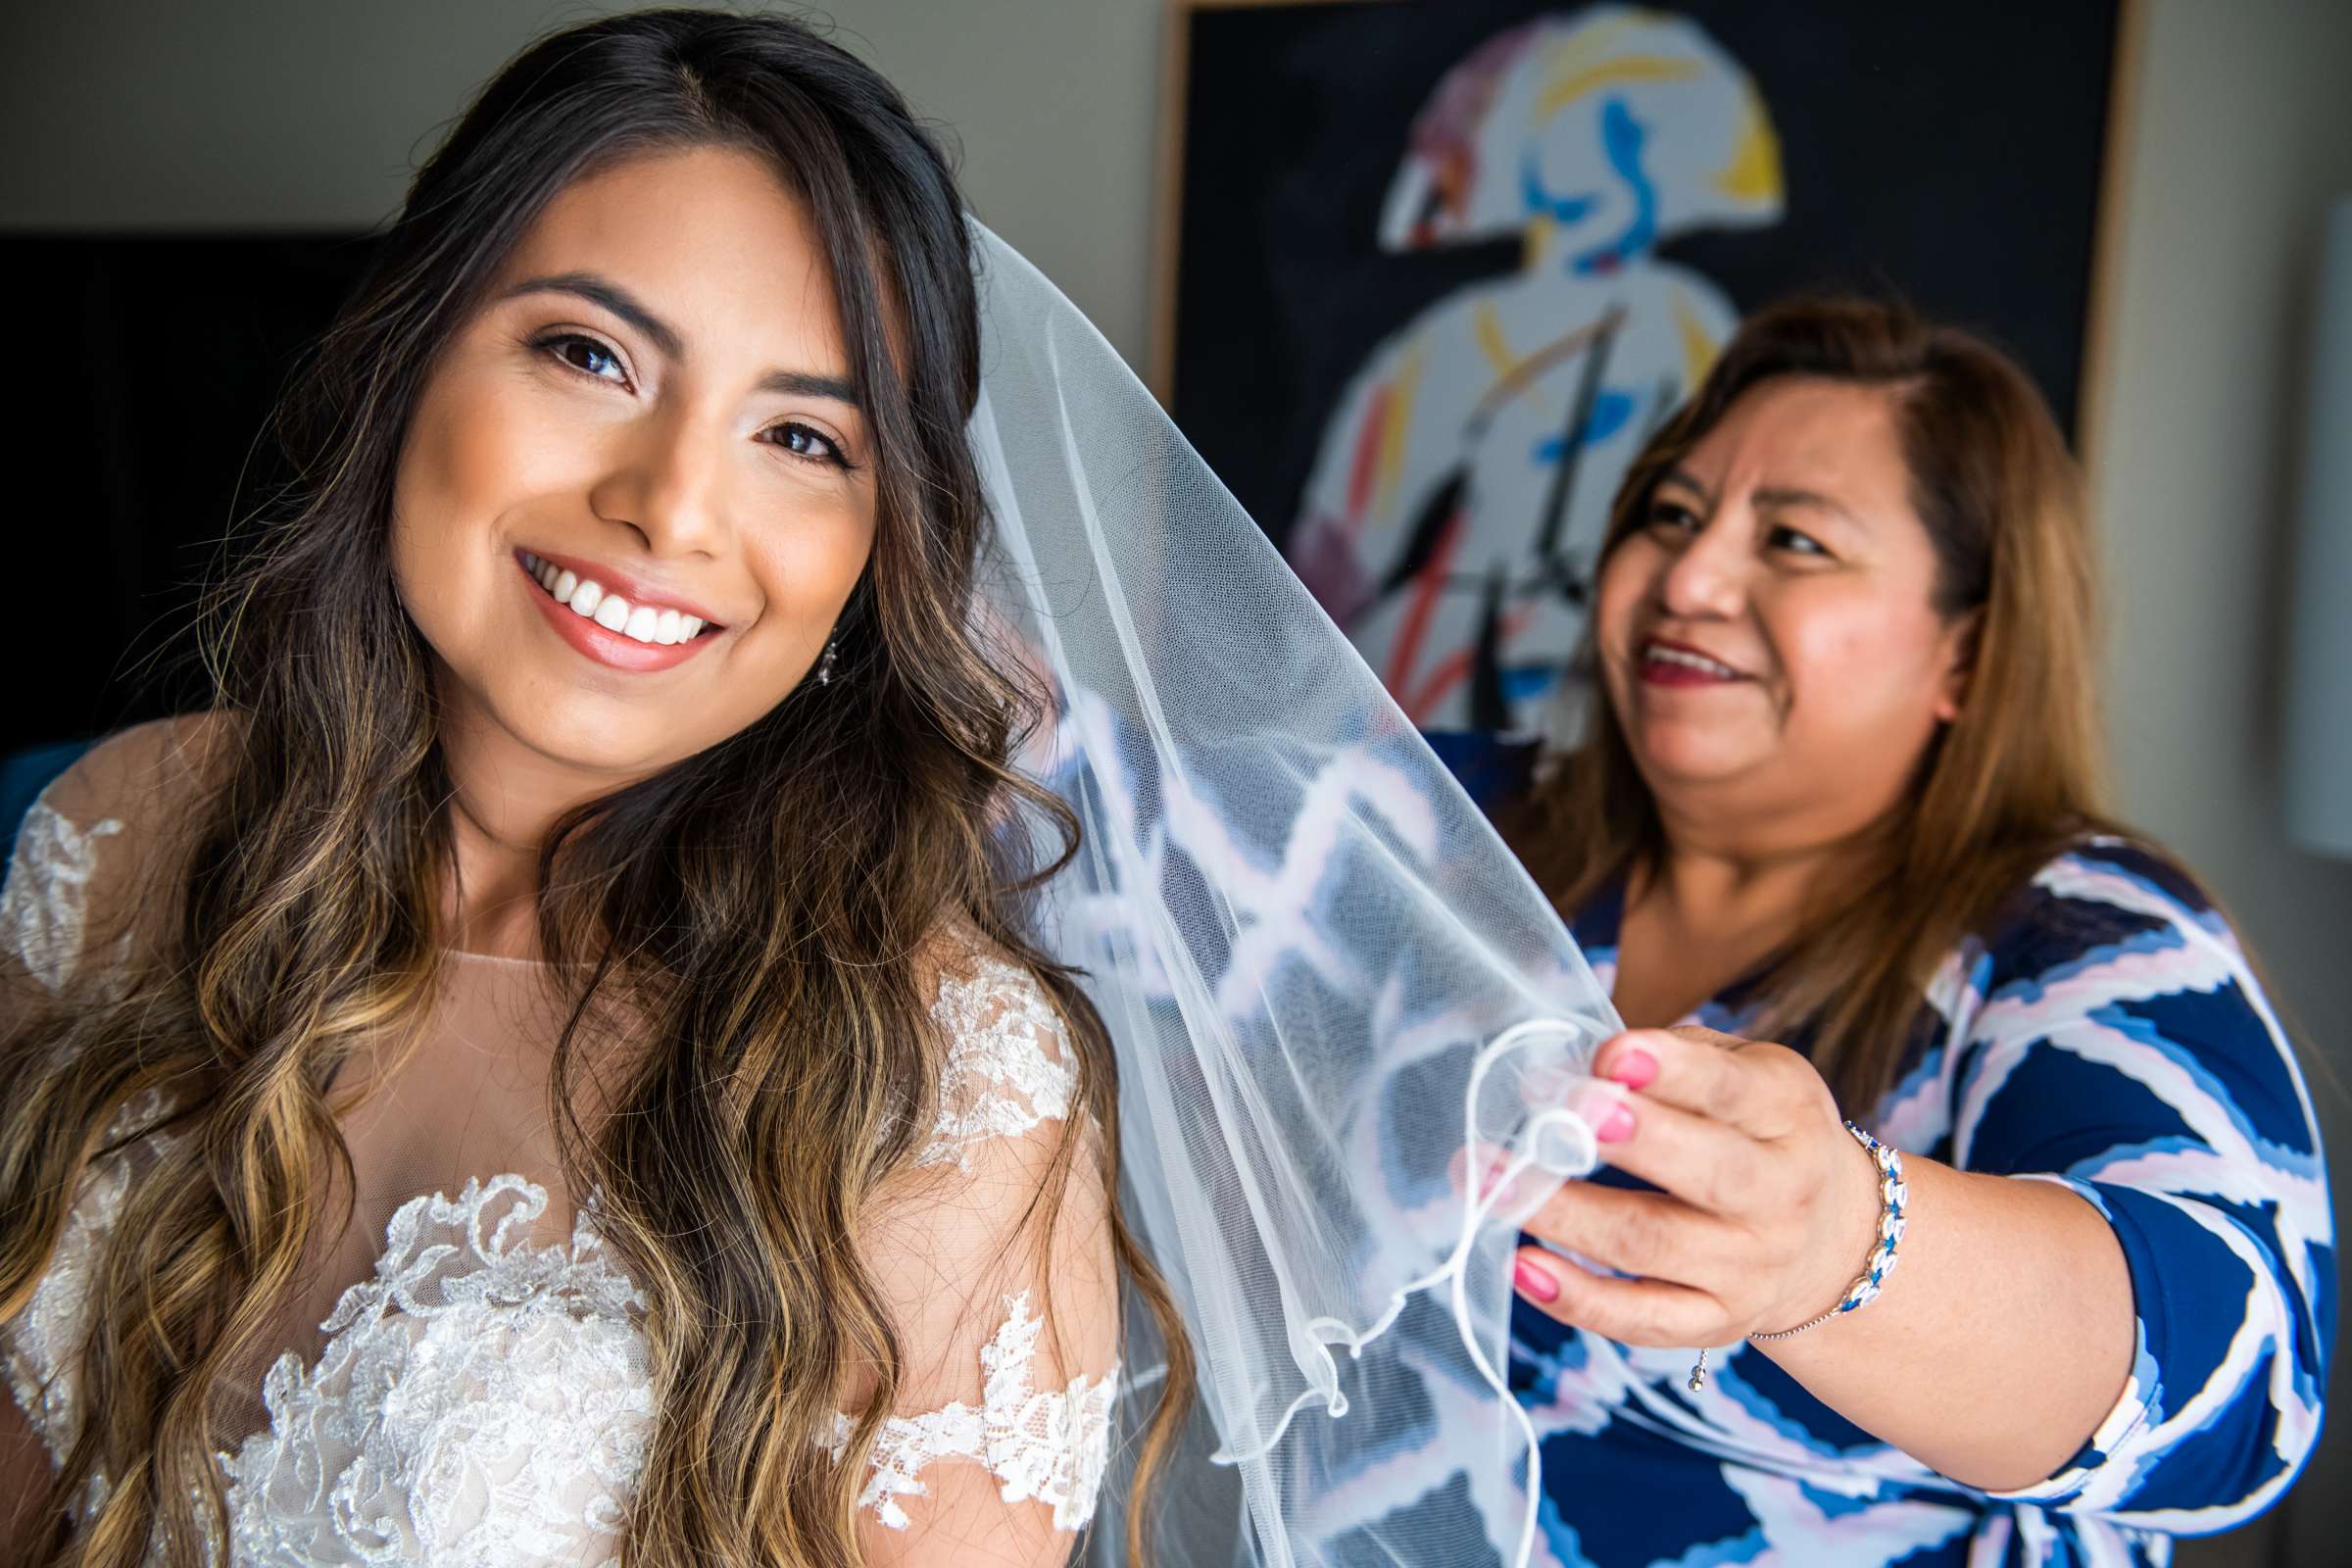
[504,270,684,359]
[499,270,863,411]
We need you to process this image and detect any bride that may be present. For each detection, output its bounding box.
[0,11,1185,1564]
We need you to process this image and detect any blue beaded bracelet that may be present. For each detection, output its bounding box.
[1688,1121,1906,1393]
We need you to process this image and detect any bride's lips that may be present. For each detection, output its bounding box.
[515,551,724,674]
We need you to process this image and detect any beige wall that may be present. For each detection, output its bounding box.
[0,0,1169,363]
[2090,4,2352,1562]
[4,0,2347,1560]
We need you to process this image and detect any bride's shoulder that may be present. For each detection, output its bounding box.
[25,711,238,838]
[5,712,239,992]
[907,927,1085,1176]
[917,930,1067,1051]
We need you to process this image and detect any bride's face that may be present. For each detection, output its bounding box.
[389,145,877,779]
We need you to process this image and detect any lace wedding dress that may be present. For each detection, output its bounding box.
[0,721,1120,1565]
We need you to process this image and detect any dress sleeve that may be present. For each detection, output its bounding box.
[0,717,220,1494]
[833,955,1122,1563]
[1946,842,2331,1532]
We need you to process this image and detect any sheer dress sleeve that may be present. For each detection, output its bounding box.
[836,952,1123,1564]
[1,717,223,1526]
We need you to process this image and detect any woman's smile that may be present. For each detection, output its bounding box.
[514,547,726,673]
[1637,636,1752,688]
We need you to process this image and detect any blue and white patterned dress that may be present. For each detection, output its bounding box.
[1511,838,2333,1566]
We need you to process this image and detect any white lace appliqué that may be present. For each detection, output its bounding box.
[919,957,1076,1171]
[823,1292,1119,1532]
[1,800,123,994]
[1,1093,165,1473]
[219,1177,655,1567]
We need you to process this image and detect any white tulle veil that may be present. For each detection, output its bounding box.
[964,222,1624,1568]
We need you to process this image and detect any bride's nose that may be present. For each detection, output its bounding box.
[588,410,729,558]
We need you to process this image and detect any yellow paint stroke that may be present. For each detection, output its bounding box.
[1716,87,1784,205]
[1536,16,1635,93]
[1474,303,1518,380]
[1535,55,1699,121]
[1673,296,1720,390]
[1521,213,1558,269]
[1374,346,1425,517]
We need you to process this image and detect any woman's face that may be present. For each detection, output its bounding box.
[1592,377,1972,834]
[390,145,878,782]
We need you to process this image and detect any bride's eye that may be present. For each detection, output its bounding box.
[536,332,629,385]
[766,421,851,470]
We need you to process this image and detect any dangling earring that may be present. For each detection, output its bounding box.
[814,637,840,686]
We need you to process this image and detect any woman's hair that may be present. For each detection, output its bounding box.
[1512,295,2113,1113]
[0,10,1189,1565]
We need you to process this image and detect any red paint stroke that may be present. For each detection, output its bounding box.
[1385,503,1467,697]
[1345,382,1392,528]
[1402,605,1535,723]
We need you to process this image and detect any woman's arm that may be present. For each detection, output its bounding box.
[1512,853,2330,1520]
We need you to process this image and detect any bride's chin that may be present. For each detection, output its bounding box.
[445,684,695,783]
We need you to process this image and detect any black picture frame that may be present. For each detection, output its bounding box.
[1156,0,2134,551]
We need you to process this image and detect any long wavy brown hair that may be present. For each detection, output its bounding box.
[0,11,1190,1565]
[1511,296,2116,1114]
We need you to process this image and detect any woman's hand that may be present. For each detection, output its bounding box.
[1510,1025,1884,1348]
[1508,1023,2143,1493]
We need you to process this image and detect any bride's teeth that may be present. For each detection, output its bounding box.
[537,564,705,645]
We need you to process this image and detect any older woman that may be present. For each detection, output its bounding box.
[1505,298,2330,1565]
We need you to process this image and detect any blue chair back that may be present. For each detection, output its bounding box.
[3,739,96,864]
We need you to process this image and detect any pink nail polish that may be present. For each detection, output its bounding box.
[1596,1102,1635,1143]
[1606,1048,1657,1091]
[1513,1256,1559,1302]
